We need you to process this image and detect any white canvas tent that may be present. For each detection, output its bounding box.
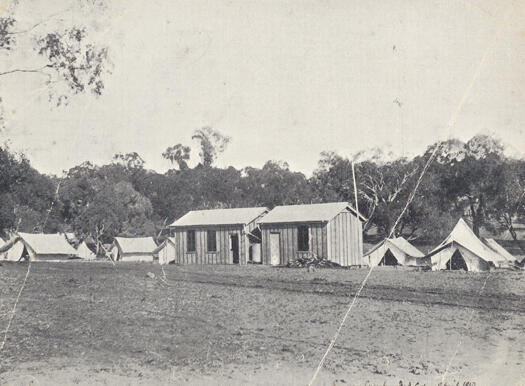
[482,238,516,267]
[77,241,96,260]
[1,232,78,261]
[1,234,24,261]
[153,237,176,265]
[365,237,428,267]
[427,218,505,272]
[112,237,157,262]
[5,240,24,261]
[63,232,79,247]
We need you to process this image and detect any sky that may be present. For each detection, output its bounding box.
[1,0,524,176]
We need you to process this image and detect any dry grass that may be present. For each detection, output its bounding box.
[0,262,523,385]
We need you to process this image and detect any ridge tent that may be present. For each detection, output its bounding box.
[77,241,97,260]
[0,234,24,261]
[1,232,78,261]
[112,237,157,262]
[153,237,176,265]
[5,241,24,261]
[365,237,428,267]
[63,232,79,247]
[426,218,505,272]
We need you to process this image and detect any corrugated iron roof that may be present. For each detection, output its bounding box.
[17,232,78,255]
[114,237,157,254]
[170,207,268,227]
[258,202,365,224]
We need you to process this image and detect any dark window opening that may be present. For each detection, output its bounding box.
[207,230,217,252]
[187,230,196,252]
[297,225,309,251]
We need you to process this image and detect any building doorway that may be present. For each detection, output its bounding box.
[270,233,280,265]
[230,234,239,264]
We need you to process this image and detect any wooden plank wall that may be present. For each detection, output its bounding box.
[260,223,327,265]
[172,226,246,264]
[327,209,363,266]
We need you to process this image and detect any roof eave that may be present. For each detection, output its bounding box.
[170,223,246,228]
[259,220,328,226]
[344,205,368,222]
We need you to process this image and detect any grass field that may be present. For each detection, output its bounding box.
[0,262,523,385]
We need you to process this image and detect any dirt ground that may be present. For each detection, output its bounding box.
[0,262,523,385]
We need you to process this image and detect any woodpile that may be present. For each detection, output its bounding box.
[287,253,341,269]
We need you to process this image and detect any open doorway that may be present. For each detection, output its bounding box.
[230,234,239,264]
[379,249,399,266]
[270,232,280,265]
[446,250,468,271]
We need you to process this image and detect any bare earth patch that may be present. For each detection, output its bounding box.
[0,262,523,385]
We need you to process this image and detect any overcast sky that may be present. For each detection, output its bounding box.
[1,0,524,176]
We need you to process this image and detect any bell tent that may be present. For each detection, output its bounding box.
[427,218,505,272]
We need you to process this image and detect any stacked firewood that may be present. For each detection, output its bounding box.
[287,253,341,268]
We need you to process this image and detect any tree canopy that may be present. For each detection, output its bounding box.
[0,0,110,117]
[0,132,523,251]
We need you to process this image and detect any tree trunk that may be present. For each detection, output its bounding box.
[508,224,525,253]
[469,195,484,237]
[472,220,480,237]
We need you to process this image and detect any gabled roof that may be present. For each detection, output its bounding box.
[114,237,157,254]
[427,218,503,263]
[17,232,78,255]
[170,207,269,227]
[258,202,366,224]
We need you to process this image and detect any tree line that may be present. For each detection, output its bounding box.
[0,131,523,254]
[1,2,523,253]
